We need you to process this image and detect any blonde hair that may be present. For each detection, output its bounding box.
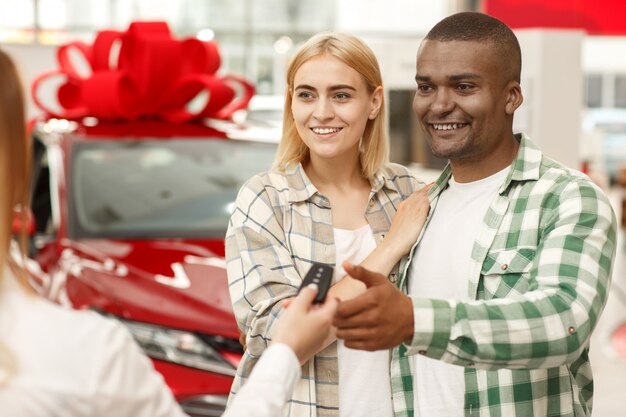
[0,48,32,386]
[273,32,389,179]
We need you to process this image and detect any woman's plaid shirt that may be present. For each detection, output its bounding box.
[391,134,617,417]
[226,162,423,417]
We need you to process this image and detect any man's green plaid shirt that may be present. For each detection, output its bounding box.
[391,134,617,417]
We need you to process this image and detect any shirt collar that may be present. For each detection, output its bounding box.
[507,132,542,183]
[428,133,541,199]
[284,163,318,203]
[283,162,398,203]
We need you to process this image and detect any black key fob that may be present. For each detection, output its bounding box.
[298,263,334,304]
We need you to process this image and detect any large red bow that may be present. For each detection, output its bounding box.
[32,21,255,123]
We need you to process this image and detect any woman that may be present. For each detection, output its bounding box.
[226,33,430,417]
[0,48,190,417]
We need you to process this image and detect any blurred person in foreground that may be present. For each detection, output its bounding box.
[226,32,430,417]
[0,47,338,417]
[333,12,617,417]
[0,46,188,417]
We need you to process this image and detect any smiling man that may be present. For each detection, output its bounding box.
[334,12,617,417]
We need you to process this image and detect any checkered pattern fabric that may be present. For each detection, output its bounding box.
[391,134,617,417]
[226,162,423,417]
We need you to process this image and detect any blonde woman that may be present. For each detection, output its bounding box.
[226,33,430,417]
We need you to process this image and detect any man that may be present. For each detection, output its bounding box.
[333,12,617,417]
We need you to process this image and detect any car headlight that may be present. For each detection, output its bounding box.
[119,319,237,376]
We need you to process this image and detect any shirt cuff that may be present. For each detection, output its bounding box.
[403,297,454,357]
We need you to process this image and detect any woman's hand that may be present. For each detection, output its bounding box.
[379,183,432,259]
[272,285,339,364]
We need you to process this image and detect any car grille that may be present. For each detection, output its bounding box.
[180,395,228,417]
[199,334,244,355]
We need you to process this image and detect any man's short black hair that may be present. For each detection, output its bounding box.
[425,12,522,83]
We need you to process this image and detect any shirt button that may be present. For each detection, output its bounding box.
[568,326,576,335]
[418,350,427,355]
[501,263,508,271]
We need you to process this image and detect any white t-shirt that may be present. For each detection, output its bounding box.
[0,269,188,417]
[334,225,393,417]
[408,167,509,417]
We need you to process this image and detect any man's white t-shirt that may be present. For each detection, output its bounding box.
[408,167,509,417]
[334,225,393,417]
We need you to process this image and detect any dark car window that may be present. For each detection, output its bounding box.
[69,138,276,239]
[31,135,54,235]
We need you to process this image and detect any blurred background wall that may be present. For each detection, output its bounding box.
[2,0,626,175]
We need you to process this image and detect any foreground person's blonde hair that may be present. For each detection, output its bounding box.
[0,48,33,386]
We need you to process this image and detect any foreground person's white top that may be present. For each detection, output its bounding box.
[222,343,301,417]
[0,268,188,417]
[0,267,303,417]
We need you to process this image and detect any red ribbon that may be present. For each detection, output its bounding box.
[32,21,255,123]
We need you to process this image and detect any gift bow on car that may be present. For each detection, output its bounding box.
[32,21,255,122]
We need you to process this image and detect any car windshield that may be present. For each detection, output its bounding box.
[70,137,277,239]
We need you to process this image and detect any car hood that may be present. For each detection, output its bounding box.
[62,238,238,337]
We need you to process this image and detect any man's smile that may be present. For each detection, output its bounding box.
[429,123,469,131]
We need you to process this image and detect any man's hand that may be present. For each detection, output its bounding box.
[333,261,414,351]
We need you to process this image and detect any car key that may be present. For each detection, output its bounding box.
[298,263,334,304]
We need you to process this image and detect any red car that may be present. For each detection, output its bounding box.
[14,118,277,416]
